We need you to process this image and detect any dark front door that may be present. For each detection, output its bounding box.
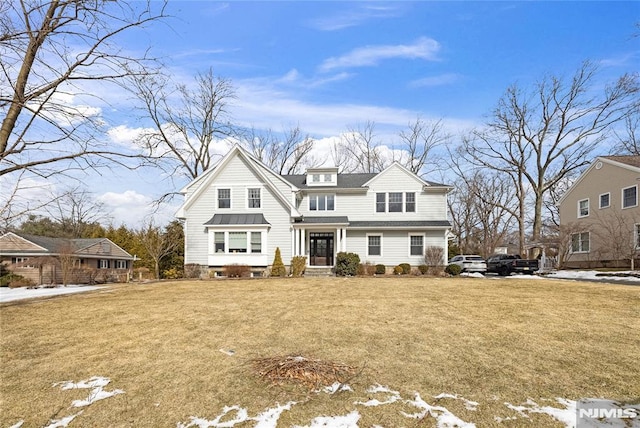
[309,233,334,266]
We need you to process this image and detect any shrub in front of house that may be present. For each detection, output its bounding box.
[290,256,307,277]
[445,264,462,276]
[335,252,360,276]
[162,267,183,279]
[358,262,376,276]
[393,265,403,275]
[224,264,251,278]
[399,263,411,275]
[418,264,429,275]
[184,263,202,279]
[0,273,34,288]
[271,247,287,277]
[375,264,386,275]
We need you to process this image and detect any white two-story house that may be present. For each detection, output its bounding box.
[176,145,452,275]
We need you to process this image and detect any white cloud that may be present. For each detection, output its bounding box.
[410,73,462,88]
[309,4,404,31]
[97,190,180,228]
[319,37,440,72]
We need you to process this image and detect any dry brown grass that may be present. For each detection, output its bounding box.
[1,276,639,427]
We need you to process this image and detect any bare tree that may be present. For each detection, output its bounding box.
[556,222,592,269]
[44,187,109,237]
[239,125,318,174]
[131,68,236,182]
[0,0,167,178]
[611,112,640,155]
[447,165,517,257]
[396,117,449,177]
[332,121,388,173]
[459,62,639,252]
[592,206,640,269]
[136,221,181,279]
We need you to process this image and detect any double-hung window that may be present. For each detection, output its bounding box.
[389,193,403,212]
[405,192,416,212]
[214,232,225,253]
[218,189,231,209]
[248,188,261,208]
[623,186,637,209]
[376,193,386,212]
[599,193,610,209]
[368,235,381,256]
[410,235,424,256]
[578,199,589,217]
[116,260,127,269]
[309,194,335,211]
[571,232,590,253]
[229,232,247,253]
[251,232,262,253]
[99,259,110,269]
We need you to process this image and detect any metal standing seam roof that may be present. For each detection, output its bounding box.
[204,213,271,225]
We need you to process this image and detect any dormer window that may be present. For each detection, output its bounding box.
[306,167,339,187]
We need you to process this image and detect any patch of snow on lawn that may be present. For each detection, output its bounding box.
[354,384,402,407]
[434,393,479,411]
[402,393,476,428]
[505,398,576,427]
[253,402,297,428]
[509,274,544,280]
[53,376,124,408]
[546,270,640,282]
[321,382,353,394]
[43,412,83,428]
[460,272,485,278]
[178,405,250,428]
[293,411,361,428]
[0,285,103,302]
[8,421,24,428]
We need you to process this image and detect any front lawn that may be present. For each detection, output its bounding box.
[1,277,638,427]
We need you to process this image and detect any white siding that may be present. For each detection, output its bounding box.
[183,154,293,266]
[346,229,447,266]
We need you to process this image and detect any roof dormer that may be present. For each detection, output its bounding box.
[306,167,338,187]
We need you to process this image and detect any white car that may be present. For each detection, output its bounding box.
[448,255,487,273]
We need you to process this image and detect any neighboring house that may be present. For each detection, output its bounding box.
[558,155,640,268]
[0,232,134,284]
[176,145,452,276]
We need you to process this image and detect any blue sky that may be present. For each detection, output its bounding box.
[10,1,640,228]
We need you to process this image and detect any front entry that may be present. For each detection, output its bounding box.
[309,232,334,266]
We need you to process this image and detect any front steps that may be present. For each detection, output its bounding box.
[304,267,335,277]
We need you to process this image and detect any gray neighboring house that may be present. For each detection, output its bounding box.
[558,155,640,268]
[0,232,134,284]
[176,144,452,275]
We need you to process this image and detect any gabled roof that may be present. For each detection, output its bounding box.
[176,144,300,217]
[362,162,452,190]
[0,232,134,259]
[558,156,640,205]
[601,155,640,169]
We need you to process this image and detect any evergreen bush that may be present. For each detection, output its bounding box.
[271,247,287,277]
[399,263,411,275]
[290,256,307,277]
[445,264,462,276]
[335,252,360,276]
